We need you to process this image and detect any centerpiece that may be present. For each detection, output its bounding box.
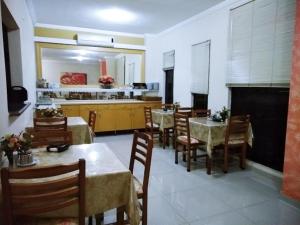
[99,75,114,89]
[36,108,64,118]
[211,106,230,122]
[0,132,34,166]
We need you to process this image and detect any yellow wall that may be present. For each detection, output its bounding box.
[35,27,145,46]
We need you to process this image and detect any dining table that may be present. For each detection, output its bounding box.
[0,143,140,225]
[152,109,253,157]
[27,116,93,145]
[152,109,174,131]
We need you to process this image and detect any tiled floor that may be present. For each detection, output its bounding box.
[94,134,300,225]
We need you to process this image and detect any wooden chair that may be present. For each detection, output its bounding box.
[88,110,97,137]
[129,130,154,225]
[30,130,73,147]
[33,117,68,131]
[174,113,208,172]
[192,109,211,117]
[144,107,161,141]
[175,107,193,117]
[213,115,250,173]
[1,159,86,225]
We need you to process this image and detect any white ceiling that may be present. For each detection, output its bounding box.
[26,0,225,34]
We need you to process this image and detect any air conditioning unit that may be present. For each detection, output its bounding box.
[77,34,114,47]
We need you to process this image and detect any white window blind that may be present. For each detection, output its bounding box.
[191,41,210,94]
[163,50,175,70]
[227,0,296,85]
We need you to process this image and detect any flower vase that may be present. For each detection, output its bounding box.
[17,150,33,166]
[101,84,113,89]
[6,151,14,165]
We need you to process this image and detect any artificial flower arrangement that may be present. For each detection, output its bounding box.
[36,108,64,118]
[211,106,230,122]
[98,75,114,85]
[0,132,33,164]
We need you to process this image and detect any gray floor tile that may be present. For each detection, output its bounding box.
[164,187,233,222]
[239,199,300,225]
[190,211,255,225]
[93,134,300,225]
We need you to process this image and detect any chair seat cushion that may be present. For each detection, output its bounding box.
[177,135,199,144]
[16,217,78,225]
[146,122,159,128]
[133,176,143,198]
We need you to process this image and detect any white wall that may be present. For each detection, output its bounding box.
[0,0,36,136]
[145,0,248,112]
[42,60,99,84]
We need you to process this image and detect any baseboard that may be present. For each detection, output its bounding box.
[246,160,283,179]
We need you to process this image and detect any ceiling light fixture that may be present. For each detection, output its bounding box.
[97,8,137,24]
[72,56,87,61]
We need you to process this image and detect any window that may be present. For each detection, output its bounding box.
[163,50,175,70]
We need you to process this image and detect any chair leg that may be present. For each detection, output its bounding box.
[187,147,191,172]
[175,145,178,164]
[142,195,148,225]
[95,213,104,225]
[163,129,166,149]
[240,146,246,169]
[88,216,93,225]
[223,148,228,173]
[193,149,197,161]
[183,146,186,162]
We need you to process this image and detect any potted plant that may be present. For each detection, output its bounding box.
[0,132,33,165]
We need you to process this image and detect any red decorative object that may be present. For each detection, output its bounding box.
[60,72,87,85]
[98,74,114,85]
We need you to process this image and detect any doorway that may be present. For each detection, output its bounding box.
[164,69,174,104]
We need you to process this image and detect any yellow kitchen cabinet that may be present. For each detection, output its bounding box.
[61,105,80,117]
[131,105,145,129]
[79,104,99,130]
[115,105,132,130]
[97,105,116,132]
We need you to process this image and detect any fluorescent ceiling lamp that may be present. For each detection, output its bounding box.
[97,8,136,24]
[72,56,87,61]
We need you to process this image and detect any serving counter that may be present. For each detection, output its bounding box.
[53,99,161,132]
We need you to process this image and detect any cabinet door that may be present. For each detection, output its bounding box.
[61,105,80,117]
[132,106,145,129]
[97,108,116,132]
[79,105,97,123]
[115,106,132,130]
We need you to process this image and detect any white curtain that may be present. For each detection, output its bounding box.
[163,50,175,70]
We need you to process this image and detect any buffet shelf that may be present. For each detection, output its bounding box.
[36,87,152,93]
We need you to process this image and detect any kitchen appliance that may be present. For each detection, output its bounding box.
[9,86,28,103]
[132,83,147,89]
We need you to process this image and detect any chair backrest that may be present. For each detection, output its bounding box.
[175,107,193,117]
[33,117,68,131]
[1,159,86,225]
[129,131,153,195]
[88,110,97,133]
[174,113,191,144]
[192,109,211,118]
[161,104,174,110]
[225,115,250,146]
[30,130,73,147]
[144,107,154,128]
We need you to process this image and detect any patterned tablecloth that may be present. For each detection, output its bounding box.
[189,117,253,157]
[27,117,93,145]
[151,111,253,157]
[0,143,140,225]
[152,109,174,130]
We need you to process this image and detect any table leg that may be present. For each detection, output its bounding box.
[116,205,125,225]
